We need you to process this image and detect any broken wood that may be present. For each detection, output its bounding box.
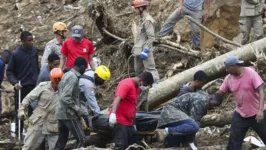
[156,39,200,54]
[158,44,200,57]
[200,111,233,128]
[163,58,189,80]
[116,11,135,17]
[185,15,242,47]
[102,28,126,42]
[147,38,266,109]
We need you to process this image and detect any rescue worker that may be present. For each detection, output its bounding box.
[209,56,266,150]
[41,22,68,67]
[79,65,111,126]
[239,0,264,45]
[132,0,160,82]
[156,0,210,50]
[37,53,60,85]
[0,50,12,113]
[32,53,60,111]
[109,72,154,150]
[55,57,88,150]
[177,70,207,97]
[7,31,40,136]
[17,68,64,150]
[59,25,95,72]
[155,92,209,149]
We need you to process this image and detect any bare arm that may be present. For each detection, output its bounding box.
[88,54,95,70]
[110,96,122,114]
[59,54,66,70]
[257,84,265,112]
[203,0,210,22]
[179,0,183,5]
[205,0,210,11]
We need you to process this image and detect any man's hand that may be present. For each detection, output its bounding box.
[14,83,22,90]
[256,110,264,122]
[18,109,25,121]
[109,113,117,127]
[203,9,209,22]
[177,6,183,13]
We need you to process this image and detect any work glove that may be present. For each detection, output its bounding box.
[18,109,25,121]
[109,113,117,127]
[139,48,150,60]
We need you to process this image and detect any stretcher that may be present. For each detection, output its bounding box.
[86,111,161,136]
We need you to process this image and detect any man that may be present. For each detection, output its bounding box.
[157,0,210,50]
[32,53,60,111]
[7,31,40,136]
[55,57,88,150]
[79,65,111,126]
[177,70,207,97]
[18,68,64,150]
[131,0,160,82]
[109,72,154,150]
[0,50,12,113]
[59,25,95,71]
[41,22,68,67]
[239,0,264,45]
[209,56,266,150]
[155,92,209,148]
[37,53,60,85]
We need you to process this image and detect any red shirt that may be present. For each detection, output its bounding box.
[110,78,141,126]
[61,38,94,68]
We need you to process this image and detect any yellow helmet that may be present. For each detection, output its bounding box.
[95,65,111,81]
[53,22,67,32]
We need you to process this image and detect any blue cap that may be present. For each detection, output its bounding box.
[72,25,83,38]
[224,56,244,67]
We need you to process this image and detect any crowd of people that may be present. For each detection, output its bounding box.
[0,0,265,150]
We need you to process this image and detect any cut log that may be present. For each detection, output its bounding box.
[147,38,266,109]
[200,111,233,128]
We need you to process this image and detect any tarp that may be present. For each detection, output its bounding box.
[92,111,161,132]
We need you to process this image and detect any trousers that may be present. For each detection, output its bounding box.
[134,52,159,82]
[55,119,87,150]
[113,123,140,150]
[164,119,199,148]
[22,125,58,150]
[158,5,202,48]
[239,15,263,45]
[227,111,266,150]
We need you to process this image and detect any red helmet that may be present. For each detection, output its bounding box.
[50,68,64,84]
[132,0,148,8]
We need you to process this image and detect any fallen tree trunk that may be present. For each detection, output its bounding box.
[147,38,266,109]
[200,111,233,128]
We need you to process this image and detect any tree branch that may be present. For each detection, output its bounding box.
[185,15,242,47]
